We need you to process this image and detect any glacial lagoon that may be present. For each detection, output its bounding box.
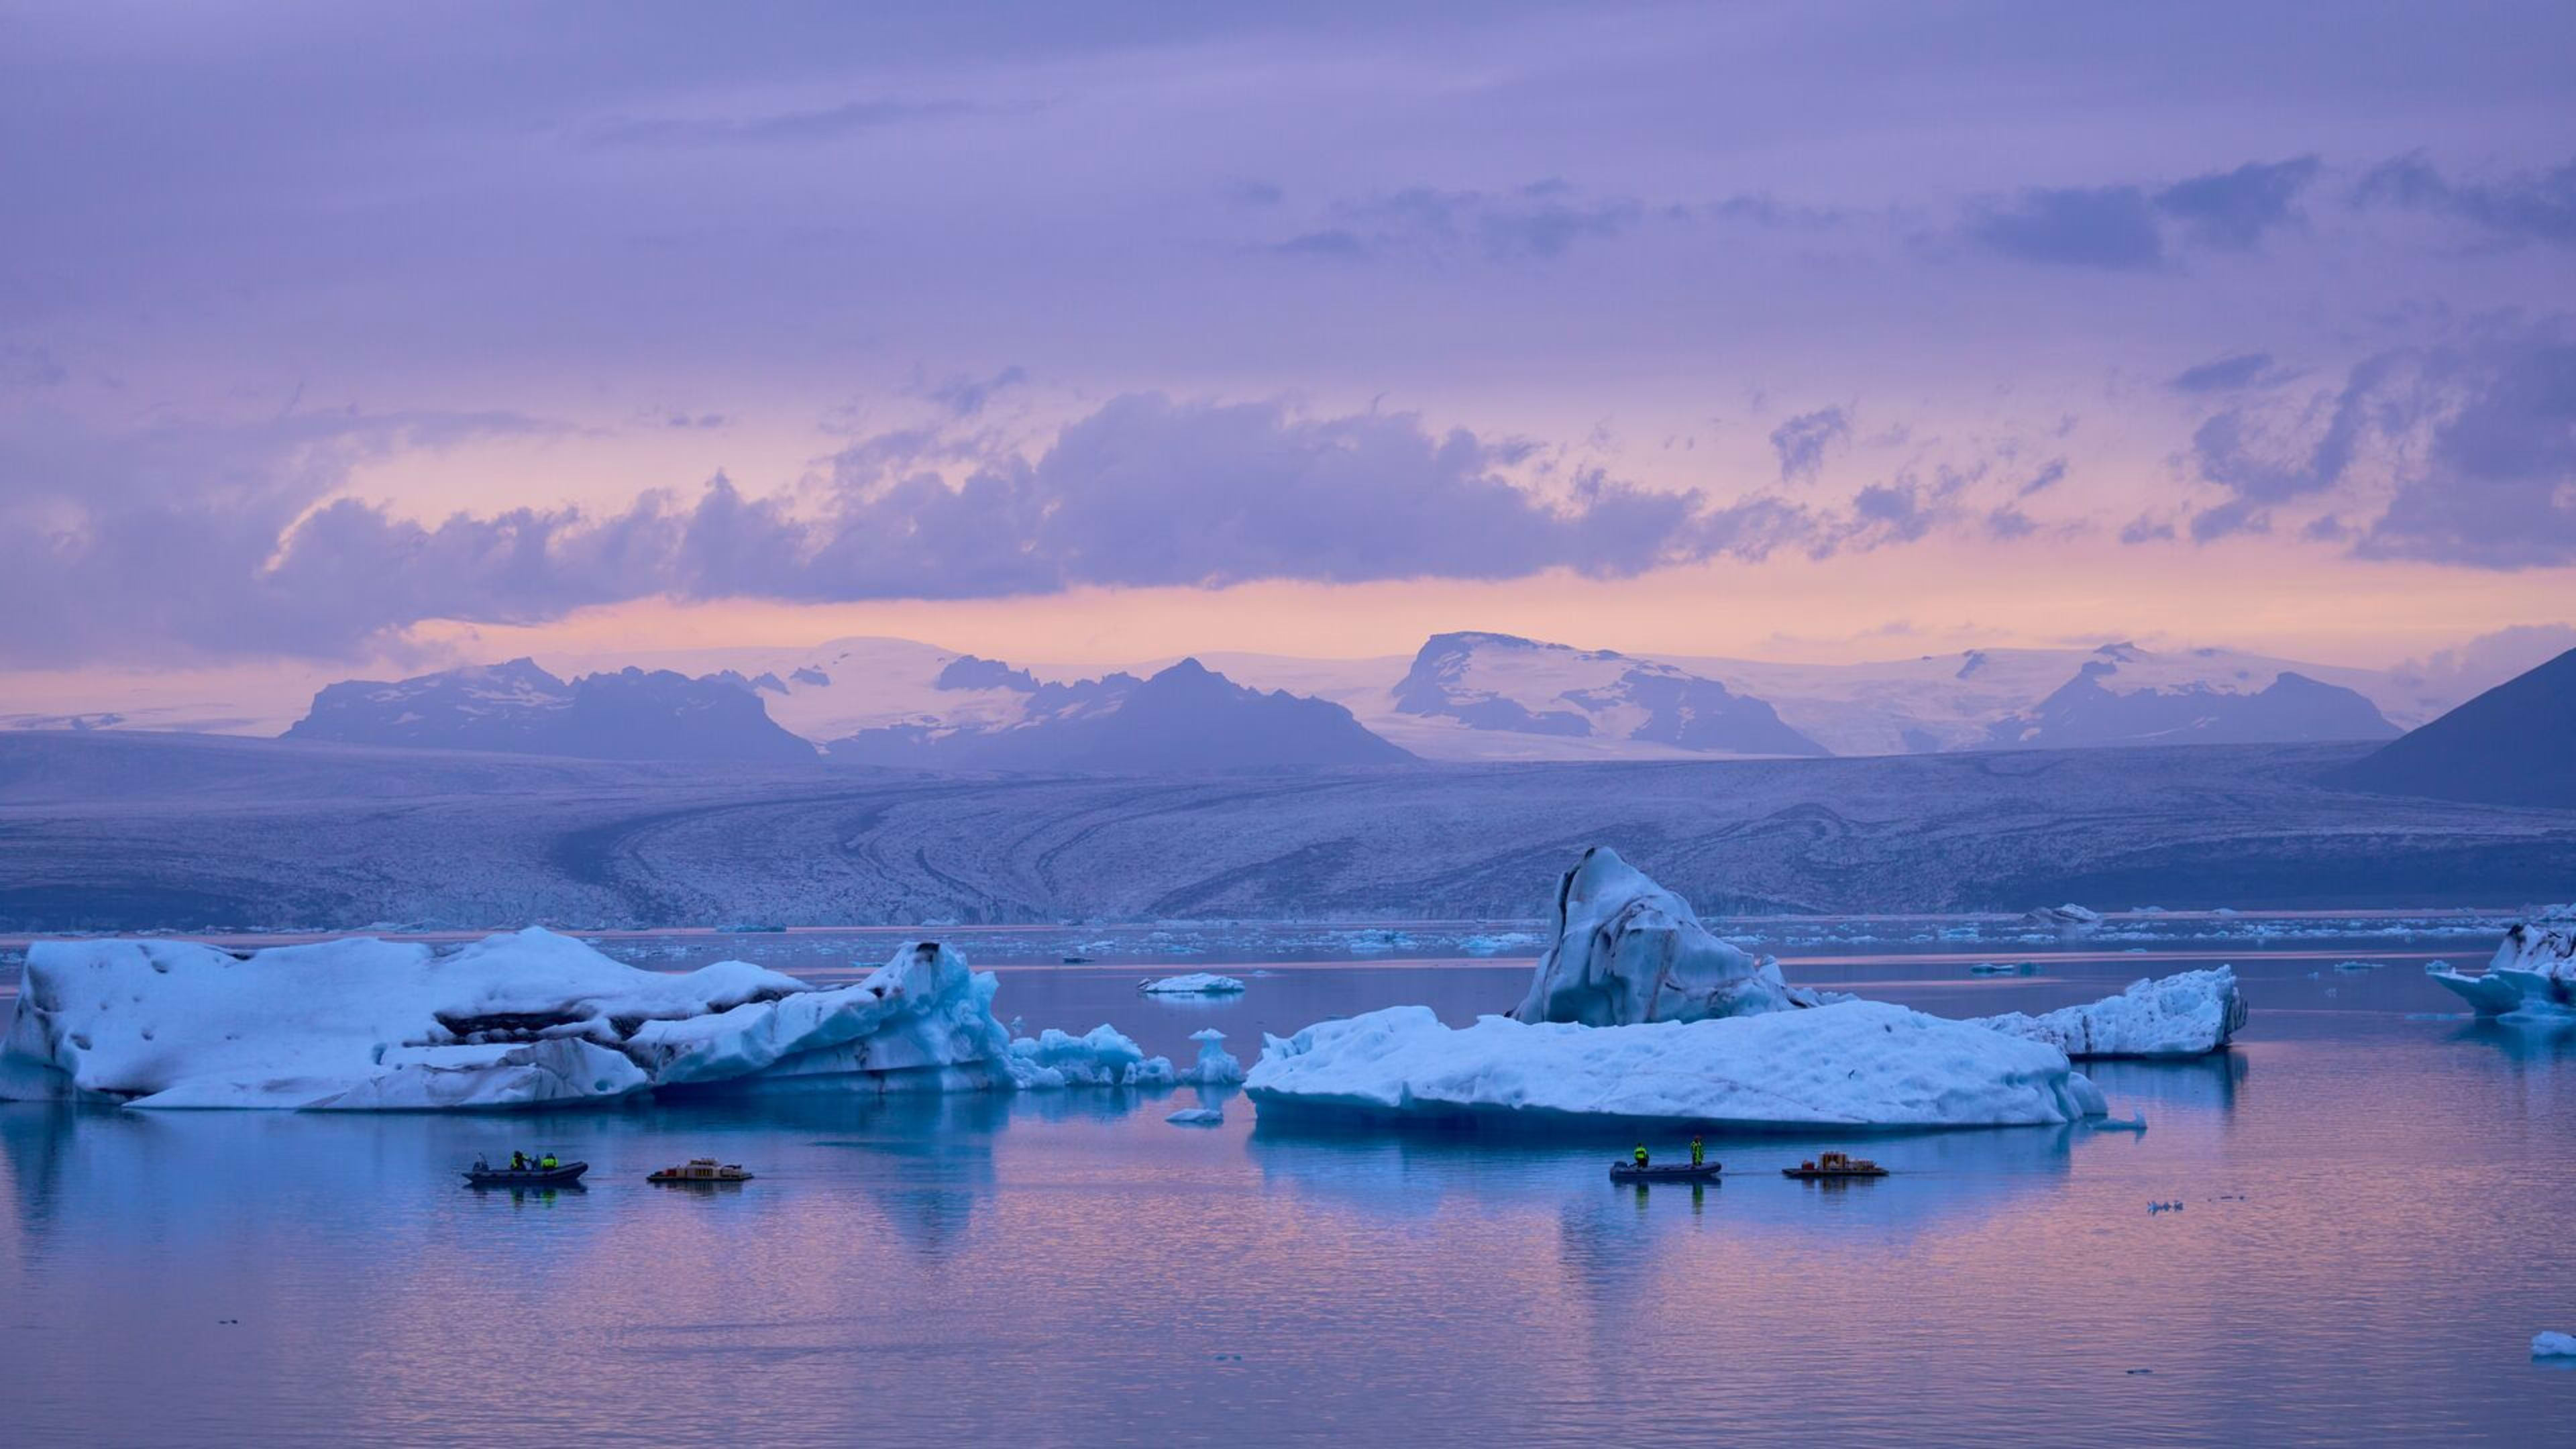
[4,920,2573,1446]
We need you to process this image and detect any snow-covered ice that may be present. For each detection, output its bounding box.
[2428,915,2576,1017]
[0,930,1175,1109]
[1967,967,2246,1059]
[1246,1000,2106,1130]
[1138,973,1248,995]
[2024,904,2104,928]
[1166,1106,1225,1126]
[1510,845,1828,1026]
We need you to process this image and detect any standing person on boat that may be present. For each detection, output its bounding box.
[539,1152,558,1170]
[1632,1143,1650,1169]
[1690,1136,1705,1167]
[511,1150,527,1171]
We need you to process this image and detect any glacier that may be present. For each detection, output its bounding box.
[1968,967,2247,1059]
[2426,914,2576,1016]
[0,930,1174,1110]
[1245,1001,2107,1130]
[1511,845,1829,1026]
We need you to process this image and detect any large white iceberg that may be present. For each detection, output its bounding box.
[0,930,1088,1110]
[1510,846,1826,1026]
[1246,1001,2106,1130]
[1967,967,2247,1059]
[2428,915,2576,1016]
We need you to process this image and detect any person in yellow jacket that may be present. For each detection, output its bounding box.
[539,1152,559,1169]
[1690,1136,1705,1167]
[1631,1143,1650,1169]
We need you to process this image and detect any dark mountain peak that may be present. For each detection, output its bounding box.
[1989,659,2396,749]
[830,657,1411,772]
[936,654,1040,692]
[2329,647,2576,807]
[284,659,812,763]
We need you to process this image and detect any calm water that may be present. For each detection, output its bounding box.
[5,928,2575,1446]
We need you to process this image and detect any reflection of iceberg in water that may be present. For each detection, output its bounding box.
[1246,1117,2092,1239]
[2076,1053,2249,1116]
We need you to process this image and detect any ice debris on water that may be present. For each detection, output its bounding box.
[1165,1107,1224,1126]
[2147,1200,2185,1214]
[2534,1332,2576,1358]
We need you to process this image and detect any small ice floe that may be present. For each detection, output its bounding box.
[2147,1200,2185,1214]
[2025,904,2104,930]
[1139,973,1248,996]
[1968,961,2037,976]
[2088,1114,2149,1133]
[1165,1107,1224,1126]
[1179,1028,1246,1085]
[2532,1332,2576,1358]
[2331,959,2383,973]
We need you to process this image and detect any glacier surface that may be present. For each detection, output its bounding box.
[1245,1001,2107,1130]
[1968,967,2247,1059]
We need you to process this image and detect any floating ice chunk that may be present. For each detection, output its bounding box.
[1005,1024,1176,1088]
[1967,967,2246,1059]
[2428,917,2576,1017]
[0,932,1038,1109]
[1246,1000,2106,1130]
[1511,845,1825,1026]
[1139,973,1248,996]
[1180,1028,1246,1085]
[1166,1107,1224,1126]
[2534,1332,2576,1358]
[2024,904,2104,928]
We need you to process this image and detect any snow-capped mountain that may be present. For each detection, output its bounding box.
[827,657,1412,771]
[284,659,817,763]
[2329,646,2576,808]
[1381,632,1828,758]
[1977,646,2398,749]
[1670,643,2420,757]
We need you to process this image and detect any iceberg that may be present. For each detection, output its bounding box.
[1166,1106,1225,1126]
[2023,904,2104,928]
[2535,1332,2576,1358]
[2428,915,2576,1016]
[1004,1024,1176,1088]
[0,930,1066,1109]
[1510,846,1827,1026]
[1179,1028,1246,1085]
[1967,967,2247,1059]
[1139,973,1247,995]
[1246,1001,2106,1130]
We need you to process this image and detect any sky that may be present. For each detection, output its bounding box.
[5,1,2575,706]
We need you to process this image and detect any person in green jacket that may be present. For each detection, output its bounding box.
[539,1153,559,1169]
[1632,1143,1650,1169]
[1690,1136,1705,1167]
